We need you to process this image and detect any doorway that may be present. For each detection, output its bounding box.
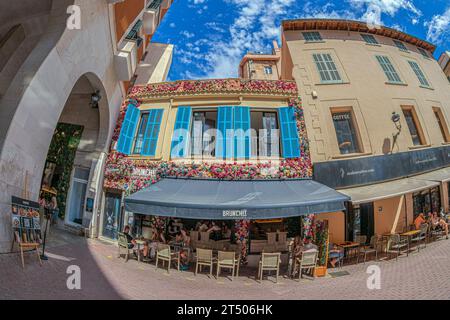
[102,192,123,240]
[66,167,90,226]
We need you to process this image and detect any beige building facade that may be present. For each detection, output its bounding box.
[277,19,450,242]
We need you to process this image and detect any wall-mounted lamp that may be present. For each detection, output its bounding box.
[311,90,318,99]
[90,90,101,109]
[391,111,402,153]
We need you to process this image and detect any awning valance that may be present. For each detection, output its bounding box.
[124,178,350,220]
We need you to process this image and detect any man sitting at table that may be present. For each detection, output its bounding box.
[328,243,344,268]
[123,225,149,259]
[431,212,449,240]
[414,213,426,230]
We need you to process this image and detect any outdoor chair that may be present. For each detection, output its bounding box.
[387,234,409,260]
[200,231,210,242]
[190,231,199,244]
[430,224,446,241]
[155,243,180,273]
[357,235,378,263]
[355,235,367,246]
[411,223,428,251]
[257,252,281,283]
[117,232,134,262]
[266,232,277,245]
[296,249,318,279]
[216,251,239,280]
[195,248,215,276]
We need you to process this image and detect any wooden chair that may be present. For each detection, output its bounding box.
[190,231,199,244]
[216,251,239,280]
[117,232,134,262]
[195,248,215,276]
[11,228,42,269]
[296,249,318,279]
[200,231,210,242]
[155,243,180,273]
[257,252,281,283]
[266,232,277,245]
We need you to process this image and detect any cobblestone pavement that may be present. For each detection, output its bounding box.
[1,228,449,300]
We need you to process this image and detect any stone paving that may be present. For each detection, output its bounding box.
[1,228,449,300]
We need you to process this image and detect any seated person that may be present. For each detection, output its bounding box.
[123,225,149,258]
[414,213,426,230]
[328,243,344,268]
[198,221,209,232]
[208,222,222,241]
[180,228,191,247]
[222,223,231,239]
[431,212,449,239]
[303,241,318,251]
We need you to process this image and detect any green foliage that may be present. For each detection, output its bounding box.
[46,123,83,218]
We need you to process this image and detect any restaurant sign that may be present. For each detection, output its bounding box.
[222,209,248,218]
[314,145,450,189]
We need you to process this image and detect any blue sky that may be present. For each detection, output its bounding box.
[152,0,450,80]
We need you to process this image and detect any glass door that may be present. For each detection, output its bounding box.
[102,192,122,240]
[66,167,90,225]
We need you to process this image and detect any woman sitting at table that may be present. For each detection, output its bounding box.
[208,222,222,241]
[328,243,344,268]
[414,213,426,230]
[431,212,449,239]
[222,224,231,240]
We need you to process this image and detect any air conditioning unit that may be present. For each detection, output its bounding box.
[120,40,138,73]
[114,51,133,81]
[143,10,157,35]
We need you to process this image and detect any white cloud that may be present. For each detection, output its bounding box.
[425,7,450,44]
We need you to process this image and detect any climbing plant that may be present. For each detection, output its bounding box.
[45,122,84,218]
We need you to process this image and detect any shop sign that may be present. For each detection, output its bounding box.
[314,145,450,189]
[132,168,157,178]
[222,209,248,218]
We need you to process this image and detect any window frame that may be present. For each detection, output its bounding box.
[408,60,431,88]
[302,31,323,42]
[417,47,430,59]
[312,53,343,84]
[393,40,408,52]
[131,109,164,157]
[401,106,426,146]
[264,66,273,75]
[433,107,450,143]
[330,107,363,155]
[375,55,403,84]
[361,34,379,45]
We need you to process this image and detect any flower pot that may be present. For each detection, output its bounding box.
[314,266,327,277]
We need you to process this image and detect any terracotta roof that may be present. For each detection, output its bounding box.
[282,19,435,53]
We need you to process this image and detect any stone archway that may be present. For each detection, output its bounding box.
[0,0,124,251]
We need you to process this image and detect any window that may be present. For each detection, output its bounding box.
[250,111,280,157]
[433,107,450,143]
[393,40,408,51]
[331,110,361,154]
[264,66,273,75]
[408,61,430,87]
[125,20,143,41]
[417,48,430,58]
[132,109,163,156]
[361,34,378,45]
[402,107,425,146]
[313,53,342,83]
[303,31,322,42]
[375,55,402,83]
[190,111,217,158]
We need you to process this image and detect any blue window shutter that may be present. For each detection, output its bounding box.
[171,106,192,158]
[279,107,300,158]
[117,104,140,155]
[141,109,164,156]
[233,106,251,159]
[216,106,234,159]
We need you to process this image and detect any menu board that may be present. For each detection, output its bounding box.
[11,196,42,243]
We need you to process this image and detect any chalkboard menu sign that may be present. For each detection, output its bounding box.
[11,196,42,243]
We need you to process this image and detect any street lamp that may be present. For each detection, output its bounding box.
[90,90,101,108]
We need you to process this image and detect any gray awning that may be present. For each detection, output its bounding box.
[339,177,440,205]
[125,178,350,220]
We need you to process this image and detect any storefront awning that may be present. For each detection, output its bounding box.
[339,176,441,205]
[124,178,350,220]
[410,166,450,183]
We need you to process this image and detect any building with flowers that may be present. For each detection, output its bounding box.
[101,78,349,263]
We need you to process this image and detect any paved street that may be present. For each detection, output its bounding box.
[1,228,449,300]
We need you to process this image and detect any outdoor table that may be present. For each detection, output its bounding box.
[401,230,420,252]
[337,242,360,264]
[135,239,147,262]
